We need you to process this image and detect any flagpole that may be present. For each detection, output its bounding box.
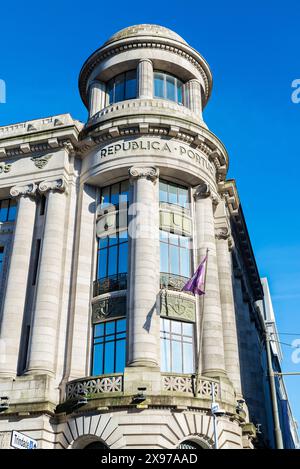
[196,248,209,385]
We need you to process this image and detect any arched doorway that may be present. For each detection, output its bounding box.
[83,441,108,449]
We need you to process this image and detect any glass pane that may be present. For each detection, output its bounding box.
[182,322,193,337]
[178,187,188,208]
[115,339,126,372]
[110,183,120,206]
[114,73,125,102]
[117,319,126,332]
[170,245,180,275]
[108,245,118,276]
[183,342,194,373]
[109,233,118,246]
[105,321,115,336]
[161,317,170,332]
[177,81,183,104]
[159,181,168,203]
[169,233,179,246]
[92,343,103,375]
[166,75,176,101]
[179,236,189,249]
[8,200,17,221]
[119,229,128,242]
[171,320,182,335]
[172,340,182,373]
[107,79,114,105]
[99,236,108,249]
[0,199,8,222]
[161,338,171,372]
[120,180,129,205]
[104,341,115,374]
[180,247,190,278]
[95,323,105,337]
[100,186,110,205]
[168,184,177,205]
[98,249,107,279]
[159,229,168,241]
[118,242,128,273]
[125,70,137,99]
[154,73,164,98]
[160,241,169,273]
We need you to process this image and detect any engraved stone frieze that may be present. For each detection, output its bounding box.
[92,295,127,323]
[160,291,196,322]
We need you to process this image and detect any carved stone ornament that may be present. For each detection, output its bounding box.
[31,154,52,169]
[92,295,126,324]
[38,178,66,194]
[0,163,12,174]
[160,291,196,322]
[10,183,37,198]
[215,227,230,240]
[129,166,159,182]
[194,182,211,200]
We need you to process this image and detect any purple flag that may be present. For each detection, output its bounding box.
[182,255,207,295]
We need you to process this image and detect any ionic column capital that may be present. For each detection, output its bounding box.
[215,226,230,240]
[129,166,159,183]
[38,178,66,194]
[194,182,211,200]
[138,58,153,65]
[10,182,37,198]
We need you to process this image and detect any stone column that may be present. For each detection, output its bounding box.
[89,80,106,118]
[185,79,202,118]
[0,183,37,378]
[137,59,153,99]
[26,178,67,375]
[128,166,160,367]
[194,183,226,377]
[216,227,242,396]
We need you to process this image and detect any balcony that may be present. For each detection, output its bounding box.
[161,373,220,399]
[160,272,190,293]
[66,374,123,399]
[93,273,127,296]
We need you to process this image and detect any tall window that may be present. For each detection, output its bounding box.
[0,247,4,274]
[160,231,191,278]
[97,230,128,280]
[100,180,131,210]
[92,319,126,375]
[0,198,17,222]
[159,180,189,210]
[154,71,183,104]
[107,70,137,105]
[160,317,194,373]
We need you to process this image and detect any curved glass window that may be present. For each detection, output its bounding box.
[160,231,191,279]
[154,71,183,104]
[160,317,194,373]
[107,70,137,104]
[159,180,189,210]
[0,198,17,222]
[92,318,126,375]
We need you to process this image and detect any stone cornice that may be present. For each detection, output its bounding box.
[79,38,212,108]
[129,166,159,182]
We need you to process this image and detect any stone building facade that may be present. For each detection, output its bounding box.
[0,24,280,449]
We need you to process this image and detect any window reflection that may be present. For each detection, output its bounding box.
[159,230,191,278]
[160,317,194,373]
[0,246,4,274]
[92,319,126,375]
[107,70,137,105]
[159,180,189,210]
[154,71,183,105]
[0,198,17,223]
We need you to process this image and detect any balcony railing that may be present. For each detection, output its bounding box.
[160,272,190,292]
[93,273,127,296]
[161,373,220,399]
[66,374,123,399]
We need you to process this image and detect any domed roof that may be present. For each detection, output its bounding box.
[105,24,187,45]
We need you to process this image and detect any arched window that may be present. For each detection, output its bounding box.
[107,70,137,104]
[154,71,183,104]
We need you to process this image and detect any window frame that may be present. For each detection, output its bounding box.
[160,317,195,374]
[107,70,137,105]
[0,198,17,223]
[0,246,4,275]
[159,230,191,279]
[154,71,184,105]
[159,179,190,211]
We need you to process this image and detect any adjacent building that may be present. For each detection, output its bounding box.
[0,24,297,449]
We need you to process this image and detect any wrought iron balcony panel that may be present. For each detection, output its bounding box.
[93,273,127,296]
[66,374,123,400]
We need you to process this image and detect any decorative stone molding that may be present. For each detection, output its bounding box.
[92,295,126,323]
[0,163,11,174]
[38,178,66,194]
[10,183,37,198]
[129,166,159,182]
[31,154,52,169]
[215,227,230,240]
[194,182,211,200]
[161,374,220,399]
[63,141,76,156]
[66,375,123,399]
[160,291,196,322]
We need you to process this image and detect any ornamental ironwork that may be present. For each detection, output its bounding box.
[93,273,127,296]
[66,374,123,399]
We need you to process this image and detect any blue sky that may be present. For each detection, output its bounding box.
[1,0,299,429]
